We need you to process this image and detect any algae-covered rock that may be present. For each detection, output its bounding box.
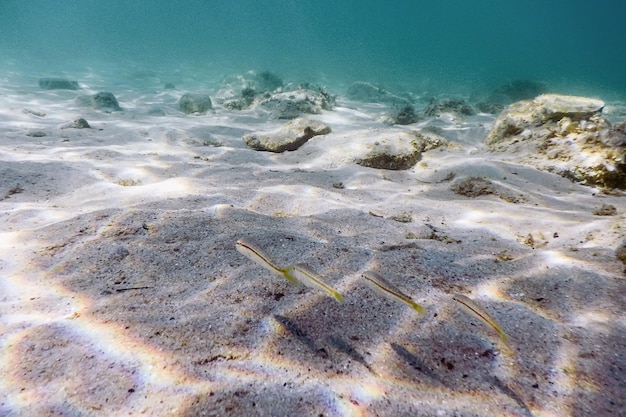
[345,82,410,106]
[487,94,604,146]
[259,90,333,119]
[354,129,445,170]
[243,117,331,152]
[424,98,475,118]
[493,79,548,102]
[39,78,79,90]
[75,92,121,111]
[179,93,212,114]
[486,94,625,190]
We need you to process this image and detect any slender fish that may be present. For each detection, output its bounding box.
[361,271,425,314]
[452,294,508,343]
[286,263,344,302]
[235,239,285,275]
[235,239,343,301]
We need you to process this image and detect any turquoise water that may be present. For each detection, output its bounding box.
[2,0,625,97]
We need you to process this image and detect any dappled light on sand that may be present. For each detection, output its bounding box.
[1,59,625,416]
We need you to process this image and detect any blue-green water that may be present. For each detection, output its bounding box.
[2,0,625,97]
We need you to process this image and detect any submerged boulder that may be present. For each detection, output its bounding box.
[493,79,548,102]
[179,93,213,114]
[424,98,475,118]
[354,129,446,170]
[39,78,79,90]
[75,92,121,111]
[487,94,605,145]
[242,117,331,152]
[259,89,333,119]
[345,82,410,106]
[486,94,625,190]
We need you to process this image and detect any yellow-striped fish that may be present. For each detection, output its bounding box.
[285,263,344,302]
[235,239,343,302]
[452,294,508,343]
[361,271,425,314]
[235,239,286,275]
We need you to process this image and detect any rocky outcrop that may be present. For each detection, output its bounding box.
[259,89,334,119]
[75,92,121,111]
[179,93,213,114]
[354,129,446,170]
[345,82,410,106]
[39,78,79,90]
[242,117,331,152]
[424,98,475,118]
[486,94,625,189]
[493,80,548,102]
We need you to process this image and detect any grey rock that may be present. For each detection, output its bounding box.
[493,79,548,102]
[424,98,475,117]
[259,90,333,119]
[345,82,410,105]
[354,129,446,170]
[26,130,47,138]
[39,78,79,90]
[76,92,122,111]
[243,117,331,152]
[179,93,213,114]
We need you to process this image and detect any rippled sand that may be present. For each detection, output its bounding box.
[1,71,624,417]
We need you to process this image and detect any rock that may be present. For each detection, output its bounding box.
[179,93,212,114]
[345,82,410,105]
[476,100,505,114]
[60,118,91,129]
[391,104,418,125]
[493,79,547,102]
[259,89,333,119]
[487,94,605,145]
[354,129,446,170]
[450,177,496,197]
[76,92,122,111]
[38,78,79,90]
[253,71,283,93]
[223,87,256,110]
[486,94,626,190]
[26,130,47,138]
[424,98,475,117]
[242,117,331,152]
[73,118,91,128]
[592,204,617,216]
[616,239,626,273]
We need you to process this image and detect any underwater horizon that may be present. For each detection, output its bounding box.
[2,0,626,98]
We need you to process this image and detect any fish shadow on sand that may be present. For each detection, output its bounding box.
[272,315,328,358]
[491,376,534,417]
[327,335,374,374]
[391,343,447,386]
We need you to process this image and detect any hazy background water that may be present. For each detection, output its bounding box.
[1,0,625,97]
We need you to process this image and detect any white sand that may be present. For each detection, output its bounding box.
[1,71,625,417]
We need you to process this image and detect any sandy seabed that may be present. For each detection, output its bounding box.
[0,72,624,417]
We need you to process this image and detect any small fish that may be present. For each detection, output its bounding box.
[235,239,343,302]
[285,263,344,303]
[452,294,508,343]
[235,239,285,275]
[361,271,425,314]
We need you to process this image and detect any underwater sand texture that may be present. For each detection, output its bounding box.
[1,75,625,417]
